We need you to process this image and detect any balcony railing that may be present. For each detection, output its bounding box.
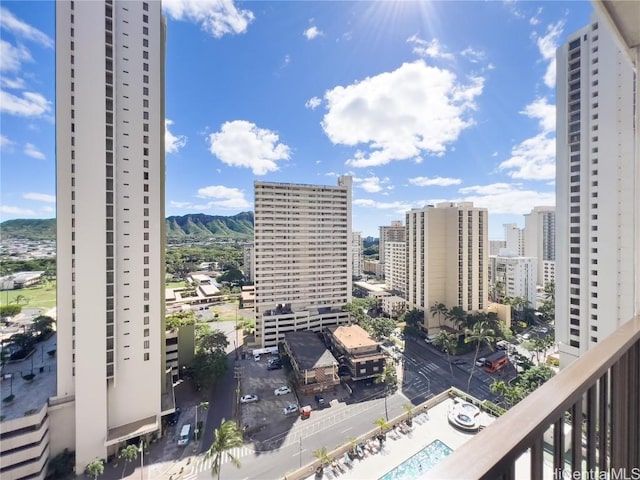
[426,315,640,479]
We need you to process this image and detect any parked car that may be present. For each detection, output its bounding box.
[274,386,291,396]
[267,358,283,370]
[314,394,326,406]
[240,394,259,404]
[475,357,486,367]
[522,333,532,340]
[283,403,299,415]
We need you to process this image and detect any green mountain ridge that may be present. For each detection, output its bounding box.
[1,212,255,242]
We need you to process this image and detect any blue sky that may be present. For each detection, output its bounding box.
[0,0,594,239]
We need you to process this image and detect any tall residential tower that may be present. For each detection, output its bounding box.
[556,12,636,367]
[55,0,167,469]
[524,206,556,287]
[253,177,353,347]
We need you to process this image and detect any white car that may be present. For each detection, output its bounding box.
[475,358,486,367]
[240,394,258,404]
[522,333,532,340]
[274,386,291,396]
[283,403,298,415]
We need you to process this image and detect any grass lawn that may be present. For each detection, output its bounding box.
[2,282,57,311]
[165,281,186,289]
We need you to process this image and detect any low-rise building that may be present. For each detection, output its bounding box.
[381,295,407,318]
[326,325,386,382]
[165,323,195,380]
[283,331,339,395]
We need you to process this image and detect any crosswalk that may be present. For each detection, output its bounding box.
[181,446,254,479]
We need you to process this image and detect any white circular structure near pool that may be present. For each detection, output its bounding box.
[448,398,481,431]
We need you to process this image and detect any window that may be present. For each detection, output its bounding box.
[143,26,148,35]
[144,353,150,361]
[144,328,149,337]
[143,2,149,11]
[144,340,150,348]
[143,38,148,47]
[143,51,148,59]
[143,75,149,84]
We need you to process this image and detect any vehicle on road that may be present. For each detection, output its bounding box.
[496,340,509,350]
[177,424,191,446]
[267,358,283,370]
[314,394,326,406]
[283,403,299,415]
[522,333,532,340]
[274,386,291,396]
[484,351,508,373]
[240,394,259,403]
[452,359,466,365]
[475,357,486,367]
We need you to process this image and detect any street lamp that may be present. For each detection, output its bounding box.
[194,401,209,451]
[138,438,144,480]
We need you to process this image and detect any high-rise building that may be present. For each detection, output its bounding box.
[54,0,167,470]
[379,221,405,265]
[524,206,556,286]
[352,232,363,279]
[384,241,406,296]
[489,240,506,256]
[489,252,537,308]
[556,12,636,367]
[503,223,524,256]
[406,202,488,332]
[253,177,352,347]
[243,243,254,283]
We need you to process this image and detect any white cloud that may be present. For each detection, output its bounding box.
[409,176,462,187]
[0,76,25,89]
[165,119,187,154]
[304,26,323,40]
[529,7,543,26]
[207,120,291,175]
[458,183,555,214]
[407,35,454,60]
[0,8,53,48]
[23,192,55,203]
[499,97,556,180]
[353,175,389,193]
[0,205,36,216]
[534,20,564,89]
[23,142,45,159]
[354,198,413,212]
[170,184,251,211]
[1,134,14,151]
[0,40,32,72]
[0,90,50,117]
[196,185,251,209]
[460,47,485,64]
[305,96,321,110]
[162,0,254,38]
[321,60,483,167]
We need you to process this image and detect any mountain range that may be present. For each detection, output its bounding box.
[0,212,255,242]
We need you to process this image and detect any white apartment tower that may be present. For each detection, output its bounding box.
[352,232,363,279]
[253,177,352,347]
[406,202,488,332]
[556,13,636,367]
[524,206,556,286]
[379,221,405,265]
[384,241,406,296]
[55,0,166,470]
[503,223,524,256]
[489,253,537,308]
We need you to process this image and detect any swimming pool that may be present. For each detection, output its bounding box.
[378,439,453,480]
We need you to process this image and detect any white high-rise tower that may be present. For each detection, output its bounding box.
[55,0,166,469]
[524,206,556,286]
[556,12,635,367]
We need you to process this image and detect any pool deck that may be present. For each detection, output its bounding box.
[304,398,495,480]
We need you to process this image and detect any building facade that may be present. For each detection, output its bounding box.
[379,221,405,268]
[489,253,537,308]
[253,177,352,347]
[55,0,167,471]
[406,202,488,332]
[556,12,636,367]
[503,223,524,256]
[524,206,556,286]
[243,243,254,283]
[542,260,556,289]
[351,232,363,279]
[383,241,406,296]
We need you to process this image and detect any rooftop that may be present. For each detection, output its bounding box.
[329,324,378,350]
[284,330,338,371]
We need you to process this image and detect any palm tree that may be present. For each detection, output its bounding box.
[118,445,138,479]
[429,303,448,328]
[374,417,390,435]
[464,321,496,392]
[432,331,457,378]
[205,419,244,480]
[312,446,332,475]
[490,380,507,404]
[12,294,30,306]
[402,403,414,426]
[446,306,468,333]
[374,362,397,421]
[85,459,104,480]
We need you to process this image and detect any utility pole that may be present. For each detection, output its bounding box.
[139,438,144,480]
